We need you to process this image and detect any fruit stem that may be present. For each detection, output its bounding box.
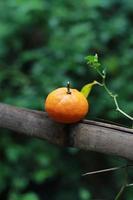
[67,81,71,94]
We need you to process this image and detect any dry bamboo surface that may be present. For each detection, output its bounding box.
[0,103,133,160]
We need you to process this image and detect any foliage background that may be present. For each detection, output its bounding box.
[0,0,133,199]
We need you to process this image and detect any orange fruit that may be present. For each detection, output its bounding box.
[45,83,89,123]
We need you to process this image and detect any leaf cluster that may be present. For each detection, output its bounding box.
[85,54,101,69]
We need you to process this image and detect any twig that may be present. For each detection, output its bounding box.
[113,96,133,121]
[126,183,133,187]
[82,164,133,200]
[114,166,128,200]
[114,182,133,200]
[82,166,125,176]
[102,80,133,122]
[114,185,125,200]
[98,69,133,122]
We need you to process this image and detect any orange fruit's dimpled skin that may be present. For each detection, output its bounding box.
[45,87,89,123]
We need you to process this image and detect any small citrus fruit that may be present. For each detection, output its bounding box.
[45,82,89,123]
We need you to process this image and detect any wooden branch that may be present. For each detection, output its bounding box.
[0,103,133,160]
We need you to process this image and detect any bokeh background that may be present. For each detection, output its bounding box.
[0,0,133,199]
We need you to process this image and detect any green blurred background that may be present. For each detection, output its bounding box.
[0,0,133,199]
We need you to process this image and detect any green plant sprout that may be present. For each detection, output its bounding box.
[81,54,133,127]
[81,54,133,199]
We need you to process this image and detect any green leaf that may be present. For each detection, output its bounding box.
[32,168,56,184]
[20,193,39,200]
[12,177,28,190]
[81,80,99,98]
[85,54,101,69]
[9,192,39,200]
[79,188,91,200]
